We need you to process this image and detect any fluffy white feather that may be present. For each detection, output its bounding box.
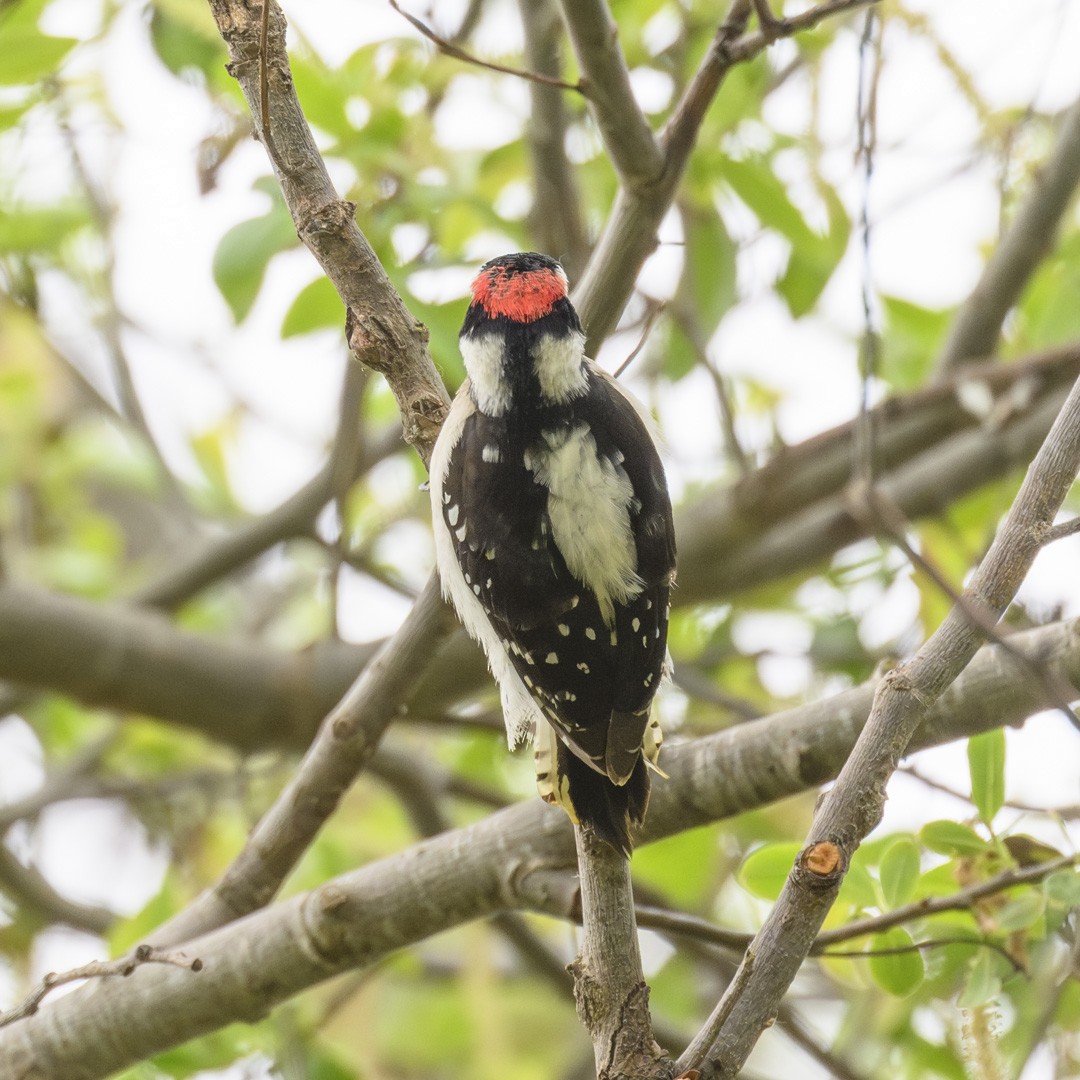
[524,422,643,626]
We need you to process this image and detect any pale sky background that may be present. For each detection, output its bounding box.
[2,2,1080,1077]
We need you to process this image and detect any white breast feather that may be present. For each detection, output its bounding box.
[525,422,642,626]
[430,385,543,748]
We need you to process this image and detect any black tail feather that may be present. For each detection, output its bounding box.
[558,743,650,858]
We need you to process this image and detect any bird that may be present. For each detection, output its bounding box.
[429,252,676,856]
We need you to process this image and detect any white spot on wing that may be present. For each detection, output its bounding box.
[585,627,596,640]
[558,624,570,636]
[545,652,559,665]
[447,504,460,527]
[482,443,502,463]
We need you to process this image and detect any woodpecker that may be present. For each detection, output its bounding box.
[430,252,676,856]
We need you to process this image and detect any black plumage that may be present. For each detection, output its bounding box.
[440,366,675,852]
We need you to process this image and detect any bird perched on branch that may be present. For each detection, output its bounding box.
[430,253,676,856]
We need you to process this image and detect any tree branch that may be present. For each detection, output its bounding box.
[934,93,1080,376]
[520,0,592,280]
[555,0,664,187]
[390,0,581,92]
[1,347,1076,753]
[0,845,114,937]
[683,372,1080,1079]
[574,0,878,350]
[569,826,669,1079]
[209,0,450,466]
[148,572,454,948]
[1,614,1077,1078]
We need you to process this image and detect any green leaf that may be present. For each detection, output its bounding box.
[282,275,345,337]
[682,203,737,331]
[724,156,814,249]
[722,155,849,317]
[879,838,921,908]
[778,181,850,317]
[0,27,77,85]
[664,203,737,381]
[920,820,988,857]
[0,205,92,254]
[958,948,1001,1008]
[1043,868,1080,907]
[880,295,952,390]
[967,729,1005,825]
[0,101,32,132]
[149,4,225,80]
[634,824,721,908]
[836,850,878,911]
[212,185,297,321]
[994,891,1044,932]
[737,842,799,901]
[867,928,924,996]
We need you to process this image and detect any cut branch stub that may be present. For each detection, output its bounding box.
[799,840,845,882]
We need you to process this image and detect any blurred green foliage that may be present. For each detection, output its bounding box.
[0,1,1077,1078]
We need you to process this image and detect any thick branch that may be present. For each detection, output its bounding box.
[1,616,1076,1078]
[149,573,454,948]
[934,94,1080,376]
[555,0,664,187]
[569,827,669,1079]
[208,0,449,464]
[689,373,1080,1078]
[1,348,1075,751]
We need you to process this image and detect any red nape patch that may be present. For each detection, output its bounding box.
[471,266,567,323]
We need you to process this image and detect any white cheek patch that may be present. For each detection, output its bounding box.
[525,423,642,625]
[460,333,510,416]
[533,330,588,403]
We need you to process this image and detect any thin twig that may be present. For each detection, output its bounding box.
[612,299,665,379]
[852,8,880,491]
[900,764,1080,820]
[934,92,1080,376]
[389,0,581,92]
[1044,515,1080,544]
[820,935,1024,974]
[686,370,1080,1077]
[0,945,202,1029]
[665,299,749,473]
[813,853,1080,947]
[853,484,1080,733]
